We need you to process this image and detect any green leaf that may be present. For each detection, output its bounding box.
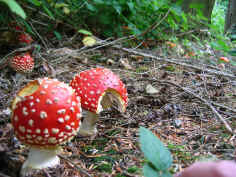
[42,4,55,20]
[143,164,172,177]
[86,3,96,11]
[27,0,41,6]
[78,29,93,36]
[54,31,62,40]
[230,61,236,66]
[0,0,26,19]
[139,127,173,170]
[143,164,159,177]
[228,50,236,56]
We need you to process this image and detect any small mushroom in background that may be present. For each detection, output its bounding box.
[18,33,33,45]
[8,52,34,83]
[70,67,128,137]
[9,52,34,73]
[11,77,82,176]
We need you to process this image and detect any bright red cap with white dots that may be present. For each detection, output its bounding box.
[70,67,128,113]
[10,52,34,73]
[11,78,82,148]
[18,33,33,45]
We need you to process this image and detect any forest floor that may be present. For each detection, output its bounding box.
[0,37,236,177]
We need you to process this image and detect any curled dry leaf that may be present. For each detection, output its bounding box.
[82,36,96,47]
[166,41,177,48]
[106,59,115,65]
[145,84,159,94]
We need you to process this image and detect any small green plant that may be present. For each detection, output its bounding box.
[139,127,173,177]
[0,0,26,19]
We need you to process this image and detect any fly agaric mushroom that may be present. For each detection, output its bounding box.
[70,67,128,136]
[11,77,81,176]
[9,52,34,73]
[18,33,33,45]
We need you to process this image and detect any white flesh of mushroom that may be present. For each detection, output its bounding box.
[20,147,61,176]
[78,90,125,137]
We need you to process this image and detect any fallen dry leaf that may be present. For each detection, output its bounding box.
[82,36,96,47]
[119,58,133,70]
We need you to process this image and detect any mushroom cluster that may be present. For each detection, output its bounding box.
[11,67,128,176]
[70,67,128,137]
[11,77,82,176]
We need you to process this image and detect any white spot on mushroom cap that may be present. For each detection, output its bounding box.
[58,118,64,123]
[28,119,34,127]
[36,98,40,103]
[19,126,25,133]
[57,109,66,114]
[40,111,47,119]
[22,107,28,116]
[31,109,36,113]
[46,99,53,104]
[43,84,48,89]
[65,125,71,130]
[58,132,64,137]
[54,97,59,102]
[48,137,57,144]
[76,113,81,119]
[40,90,46,95]
[70,107,75,112]
[43,128,49,134]
[27,129,32,133]
[52,128,59,134]
[35,129,41,134]
[65,115,70,121]
[29,102,34,107]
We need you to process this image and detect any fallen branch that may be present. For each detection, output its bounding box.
[161,80,233,134]
[139,78,233,134]
[117,46,236,79]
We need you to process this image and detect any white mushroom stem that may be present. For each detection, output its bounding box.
[78,91,126,137]
[20,147,60,176]
[78,111,99,137]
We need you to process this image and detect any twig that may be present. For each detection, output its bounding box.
[59,155,92,177]
[212,102,236,114]
[139,78,233,134]
[116,46,236,79]
[162,80,233,134]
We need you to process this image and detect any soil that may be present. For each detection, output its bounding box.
[0,40,235,177]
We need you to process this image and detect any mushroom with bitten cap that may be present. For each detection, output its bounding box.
[70,67,128,137]
[11,77,82,176]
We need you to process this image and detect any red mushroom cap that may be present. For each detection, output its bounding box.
[9,52,34,73]
[11,78,82,148]
[18,33,33,45]
[70,67,128,113]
